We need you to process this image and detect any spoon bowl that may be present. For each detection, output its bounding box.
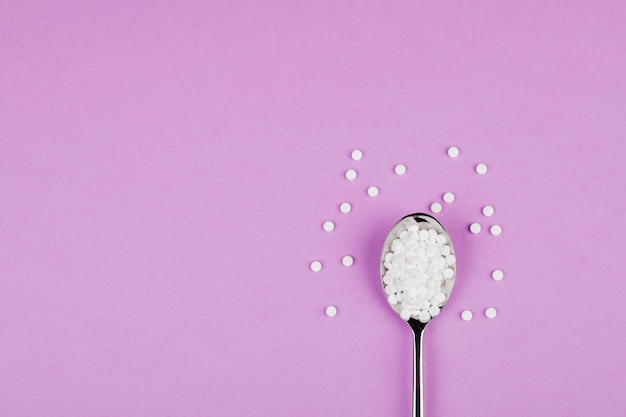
[380,213,456,417]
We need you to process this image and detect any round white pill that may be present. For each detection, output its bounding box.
[325,306,337,317]
[339,202,352,213]
[322,221,335,232]
[418,311,431,323]
[475,163,488,174]
[447,146,460,158]
[492,269,504,281]
[351,149,363,161]
[367,186,379,197]
[485,307,497,319]
[430,202,442,214]
[490,224,502,236]
[310,261,322,272]
[433,292,446,304]
[342,255,354,267]
[469,223,481,234]
[461,310,473,321]
[394,164,407,175]
[482,205,494,216]
[443,192,455,203]
[345,169,357,180]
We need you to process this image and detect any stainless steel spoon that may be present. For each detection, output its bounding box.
[380,213,456,417]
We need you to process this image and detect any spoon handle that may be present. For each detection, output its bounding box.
[412,326,425,417]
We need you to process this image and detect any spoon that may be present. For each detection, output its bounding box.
[380,213,456,417]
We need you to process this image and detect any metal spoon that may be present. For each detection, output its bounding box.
[380,213,456,417]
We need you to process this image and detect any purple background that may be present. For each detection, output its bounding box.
[1,1,625,416]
